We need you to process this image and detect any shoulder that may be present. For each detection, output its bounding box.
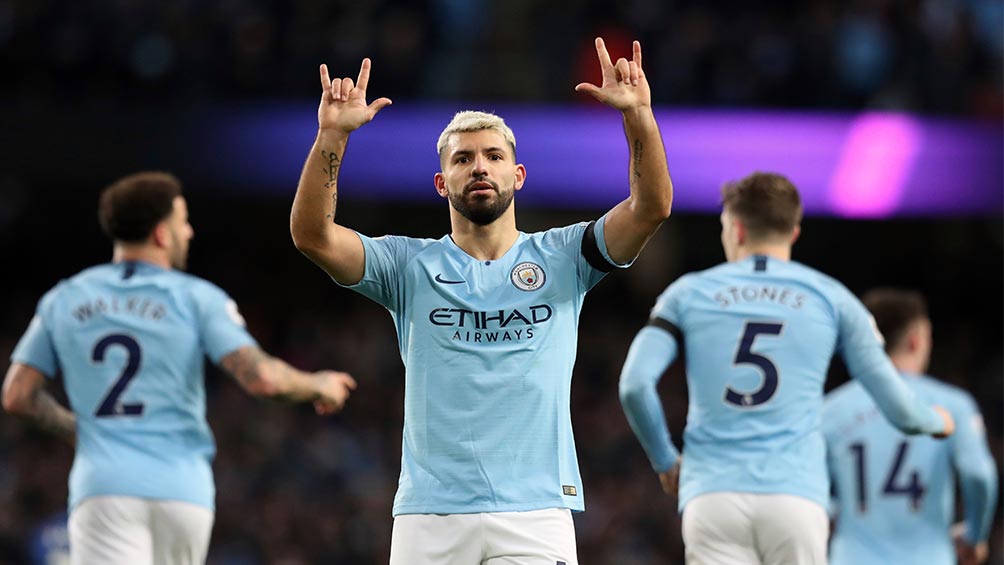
[531,220,592,247]
[824,380,866,411]
[916,376,978,413]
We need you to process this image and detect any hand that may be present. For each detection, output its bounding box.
[953,522,989,565]
[658,457,681,496]
[312,371,358,415]
[575,38,651,112]
[318,59,392,133]
[933,405,955,439]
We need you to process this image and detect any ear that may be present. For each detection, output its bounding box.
[433,172,448,198]
[906,326,922,353]
[151,222,171,249]
[790,224,801,245]
[733,216,747,246]
[514,164,527,192]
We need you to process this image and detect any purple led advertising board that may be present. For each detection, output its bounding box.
[201,103,1002,218]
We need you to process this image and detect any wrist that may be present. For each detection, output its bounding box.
[622,105,654,123]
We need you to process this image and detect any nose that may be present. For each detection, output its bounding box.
[471,155,488,176]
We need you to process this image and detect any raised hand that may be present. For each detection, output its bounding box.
[318,58,393,133]
[312,371,358,415]
[575,38,651,112]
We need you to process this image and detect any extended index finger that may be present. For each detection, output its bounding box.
[356,58,372,91]
[594,37,613,70]
[633,40,642,70]
[319,64,332,90]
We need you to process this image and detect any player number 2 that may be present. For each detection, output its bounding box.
[849,440,926,513]
[92,334,145,417]
[725,321,783,407]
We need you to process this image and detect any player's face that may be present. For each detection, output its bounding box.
[166,196,194,270]
[436,130,526,226]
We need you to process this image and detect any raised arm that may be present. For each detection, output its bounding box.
[291,58,393,285]
[576,38,673,265]
[2,363,76,446]
[220,346,357,415]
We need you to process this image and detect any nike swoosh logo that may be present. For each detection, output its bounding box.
[435,273,465,285]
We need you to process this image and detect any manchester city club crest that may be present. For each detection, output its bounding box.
[510,262,545,291]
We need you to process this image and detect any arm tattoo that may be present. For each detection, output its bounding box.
[321,150,341,222]
[321,150,341,189]
[632,139,643,183]
[222,347,268,390]
[31,390,76,445]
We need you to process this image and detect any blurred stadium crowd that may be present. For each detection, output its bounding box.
[3,0,1002,115]
[1,0,1001,563]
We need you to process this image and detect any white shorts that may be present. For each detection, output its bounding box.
[390,508,578,565]
[681,492,828,565]
[69,495,214,565]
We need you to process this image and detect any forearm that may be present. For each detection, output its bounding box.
[622,107,673,221]
[223,347,320,402]
[849,350,944,434]
[291,129,350,250]
[22,389,76,446]
[619,326,680,472]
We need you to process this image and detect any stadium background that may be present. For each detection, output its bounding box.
[1,1,1001,563]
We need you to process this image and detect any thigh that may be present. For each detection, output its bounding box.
[681,492,760,565]
[150,500,215,565]
[69,496,152,565]
[390,513,484,565]
[751,494,828,565]
[483,508,578,565]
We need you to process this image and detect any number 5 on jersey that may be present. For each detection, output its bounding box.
[725,321,784,407]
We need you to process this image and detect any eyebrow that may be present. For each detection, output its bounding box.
[451,147,507,158]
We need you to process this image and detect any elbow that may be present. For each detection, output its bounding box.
[2,387,32,417]
[618,377,649,406]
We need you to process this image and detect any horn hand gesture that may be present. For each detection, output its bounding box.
[575,38,651,112]
[318,58,393,133]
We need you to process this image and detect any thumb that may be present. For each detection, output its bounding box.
[369,97,393,114]
[574,83,603,99]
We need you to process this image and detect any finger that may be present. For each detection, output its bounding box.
[574,82,603,98]
[331,78,342,101]
[341,77,354,100]
[629,61,639,86]
[594,37,613,70]
[340,374,358,390]
[368,97,393,114]
[615,58,630,83]
[356,57,372,91]
[633,40,642,70]
[319,64,332,91]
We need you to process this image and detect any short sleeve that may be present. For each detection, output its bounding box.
[191,282,258,364]
[10,289,61,378]
[339,233,414,310]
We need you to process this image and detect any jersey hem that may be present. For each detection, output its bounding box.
[392,498,584,516]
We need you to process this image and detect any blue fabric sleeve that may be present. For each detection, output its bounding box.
[837,292,945,435]
[193,282,258,364]
[951,395,999,544]
[340,233,410,310]
[10,290,60,378]
[618,324,681,473]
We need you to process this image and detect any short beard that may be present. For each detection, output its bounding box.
[448,182,515,226]
[168,231,188,271]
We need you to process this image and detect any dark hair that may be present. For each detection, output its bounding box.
[720,172,802,240]
[98,172,182,243]
[862,288,928,353]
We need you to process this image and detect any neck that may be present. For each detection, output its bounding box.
[734,242,791,262]
[113,244,171,269]
[888,351,925,376]
[449,209,519,261]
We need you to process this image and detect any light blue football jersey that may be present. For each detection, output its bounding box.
[11,261,256,511]
[824,375,998,565]
[343,218,621,515]
[618,255,945,511]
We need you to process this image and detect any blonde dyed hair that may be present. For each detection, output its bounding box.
[436,111,517,162]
